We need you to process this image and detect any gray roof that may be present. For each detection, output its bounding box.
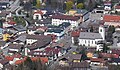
[0,41,6,46]
[13,25,26,31]
[79,32,102,39]
[14,35,26,42]
[113,31,120,37]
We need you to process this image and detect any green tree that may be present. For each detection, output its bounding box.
[80,48,87,61]
[77,3,84,9]
[66,1,73,11]
[36,0,41,8]
[108,26,115,33]
[32,0,37,6]
[102,43,109,53]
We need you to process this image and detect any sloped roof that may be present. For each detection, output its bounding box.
[103,15,120,22]
[79,32,102,39]
[34,10,43,15]
[51,15,79,21]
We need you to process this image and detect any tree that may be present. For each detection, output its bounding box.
[108,26,115,33]
[102,43,109,53]
[32,0,37,6]
[36,0,41,8]
[15,57,47,70]
[66,1,73,11]
[80,48,87,61]
[77,3,84,9]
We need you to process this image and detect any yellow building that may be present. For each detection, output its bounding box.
[87,52,93,58]
[68,10,77,15]
[3,33,10,41]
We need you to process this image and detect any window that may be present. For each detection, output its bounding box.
[88,41,90,43]
[36,15,39,20]
[92,41,93,44]
[100,29,102,32]
[95,41,96,44]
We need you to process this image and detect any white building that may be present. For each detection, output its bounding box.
[51,15,80,28]
[103,15,120,27]
[33,10,43,20]
[79,26,105,47]
[44,29,64,42]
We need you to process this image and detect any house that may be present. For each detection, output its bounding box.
[111,49,120,55]
[51,15,80,29]
[68,9,89,22]
[90,58,105,66]
[115,5,120,12]
[44,28,64,42]
[0,11,11,20]
[5,53,22,65]
[79,26,105,47]
[110,58,120,65]
[3,21,16,28]
[0,2,10,9]
[2,31,10,41]
[8,43,24,54]
[27,25,47,35]
[104,1,112,11]
[25,34,51,55]
[59,54,82,62]
[103,15,120,27]
[93,6,105,14]
[28,51,50,57]
[0,59,9,70]
[112,31,120,47]
[13,25,26,35]
[99,53,119,59]
[71,30,80,45]
[0,40,6,49]
[15,57,49,65]
[71,61,90,70]
[33,10,43,20]
[33,19,51,26]
[28,47,64,61]
[56,61,90,70]
[0,28,4,38]
[44,47,63,60]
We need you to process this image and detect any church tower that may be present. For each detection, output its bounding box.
[99,25,105,40]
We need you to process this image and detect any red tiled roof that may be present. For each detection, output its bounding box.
[8,21,16,25]
[15,60,24,65]
[103,15,120,22]
[100,53,119,58]
[15,57,48,65]
[34,10,43,15]
[31,57,48,63]
[90,58,104,62]
[5,56,14,61]
[40,57,48,63]
[51,15,79,21]
[71,30,80,37]
[5,54,21,61]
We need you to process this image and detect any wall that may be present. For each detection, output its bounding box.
[33,13,42,20]
[26,39,37,45]
[104,22,120,27]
